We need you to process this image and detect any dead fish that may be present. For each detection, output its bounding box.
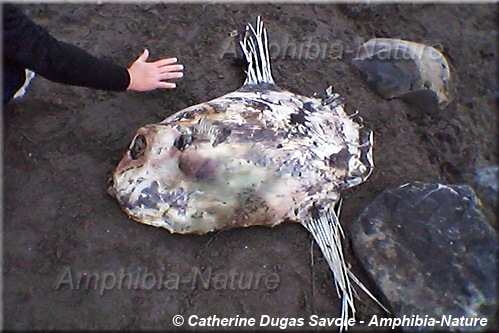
[109,17,386,329]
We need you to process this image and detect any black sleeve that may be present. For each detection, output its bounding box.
[3,4,130,91]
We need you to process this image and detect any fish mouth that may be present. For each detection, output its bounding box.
[106,172,120,198]
[107,183,117,198]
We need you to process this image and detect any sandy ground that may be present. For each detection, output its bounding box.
[3,3,496,330]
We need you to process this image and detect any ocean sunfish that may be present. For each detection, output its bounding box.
[108,17,385,329]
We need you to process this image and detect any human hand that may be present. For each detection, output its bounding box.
[127,49,184,91]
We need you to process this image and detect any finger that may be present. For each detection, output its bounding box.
[156,82,177,89]
[159,64,184,73]
[153,58,179,67]
[137,49,149,62]
[159,72,184,80]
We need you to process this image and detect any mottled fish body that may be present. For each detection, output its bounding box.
[110,83,372,234]
[109,18,384,330]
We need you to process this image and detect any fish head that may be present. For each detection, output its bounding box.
[108,123,200,232]
[107,118,286,234]
[112,123,186,180]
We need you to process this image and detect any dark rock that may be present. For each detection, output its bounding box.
[350,182,496,331]
[352,39,454,111]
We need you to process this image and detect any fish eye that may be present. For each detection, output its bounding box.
[130,135,147,159]
[173,134,192,151]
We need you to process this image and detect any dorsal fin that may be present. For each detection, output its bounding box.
[239,17,275,86]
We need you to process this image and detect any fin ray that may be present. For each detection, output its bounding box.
[302,206,387,331]
[240,16,275,85]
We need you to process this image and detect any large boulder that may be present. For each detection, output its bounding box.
[350,182,496,331]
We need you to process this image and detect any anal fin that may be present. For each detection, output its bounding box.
[301,204,388,331]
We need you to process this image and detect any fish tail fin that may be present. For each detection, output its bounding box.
[302,204,388,331]
[239,16,275,85]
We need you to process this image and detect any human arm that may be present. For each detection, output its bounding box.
[3,4,183,92]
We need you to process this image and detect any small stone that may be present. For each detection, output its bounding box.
[137,4,153,12]
[352,39,454,110]
[350,182,496,331]
[474,165,498,205]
